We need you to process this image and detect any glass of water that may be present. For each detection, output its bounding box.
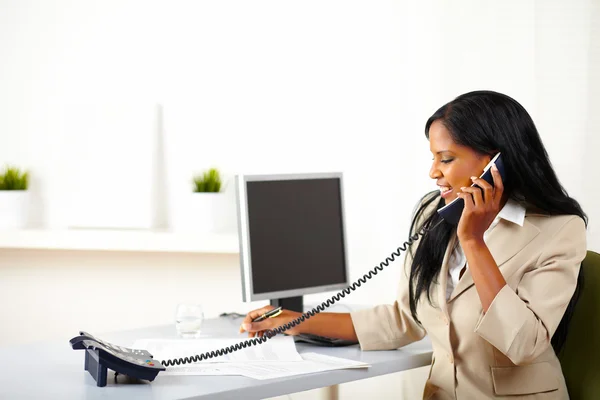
[175,303,204,338]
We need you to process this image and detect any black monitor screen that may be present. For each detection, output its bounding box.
[246,178,347,294]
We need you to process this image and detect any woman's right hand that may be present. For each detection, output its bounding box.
[239,305,303,338]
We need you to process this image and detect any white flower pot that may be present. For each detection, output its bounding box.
[0,191,29,229]
[190,193,223,233]
[170,189,238,234]
[170,193,224,233]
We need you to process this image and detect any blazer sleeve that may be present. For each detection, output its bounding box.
[349,195,436,351]
[350,271,427,350]
[474,215,586,365]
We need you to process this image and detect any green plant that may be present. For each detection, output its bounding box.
[193,168,222,193]
[0,165,29,190]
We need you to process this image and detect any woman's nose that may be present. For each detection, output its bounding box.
[429,163,442,180]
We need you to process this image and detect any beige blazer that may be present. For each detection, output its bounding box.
[351,204,586,399]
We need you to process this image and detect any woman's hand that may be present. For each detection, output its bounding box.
[239,305,303,338]
[456,164,504,244]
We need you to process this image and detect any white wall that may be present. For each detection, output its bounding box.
[535,0,590,204]
[0,0,598,398]
[582,0,600,246]
[534,0,600,245]
[0,0,430,341]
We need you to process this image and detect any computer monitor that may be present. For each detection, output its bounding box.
[235,172,349,313]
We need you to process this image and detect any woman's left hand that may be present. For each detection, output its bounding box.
[456,164,504,243]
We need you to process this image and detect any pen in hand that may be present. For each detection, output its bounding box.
[252,306,283,323]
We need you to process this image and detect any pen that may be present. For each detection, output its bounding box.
[252,307,283,322]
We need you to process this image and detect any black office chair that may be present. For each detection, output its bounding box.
[558,250,600,400]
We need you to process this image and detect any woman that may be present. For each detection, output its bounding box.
[240,90,587,399]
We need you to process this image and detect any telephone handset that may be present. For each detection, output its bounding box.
[73,157,501,387]
[437,153,506,225]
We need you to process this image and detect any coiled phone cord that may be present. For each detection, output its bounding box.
[161,218,444,367]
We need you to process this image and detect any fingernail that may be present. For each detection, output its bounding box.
[492,164,498,171]
[242,323,251,331]
[471,176,477,181]
[461,187,467,191]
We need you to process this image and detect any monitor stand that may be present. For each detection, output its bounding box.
[270,296,303,313]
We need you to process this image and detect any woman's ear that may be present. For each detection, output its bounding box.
[479,154,493,171]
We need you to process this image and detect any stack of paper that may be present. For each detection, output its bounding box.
[130,337,370,380]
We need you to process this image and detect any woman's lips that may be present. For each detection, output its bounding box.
[439,186,453,199]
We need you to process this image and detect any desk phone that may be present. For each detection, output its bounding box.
[70,331,165,387]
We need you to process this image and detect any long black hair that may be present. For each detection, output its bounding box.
[408,90,587,353]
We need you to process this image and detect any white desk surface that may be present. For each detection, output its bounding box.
[0,316,432,400]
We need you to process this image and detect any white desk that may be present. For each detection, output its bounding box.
[0,317,432,399]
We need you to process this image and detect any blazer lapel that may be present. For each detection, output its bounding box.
[447,217,540,303]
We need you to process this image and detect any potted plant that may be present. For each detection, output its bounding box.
[189,168,225,233]
[0,165,30,229]
[193,168,222,194]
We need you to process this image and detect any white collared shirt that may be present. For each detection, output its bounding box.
[445,198,526,300]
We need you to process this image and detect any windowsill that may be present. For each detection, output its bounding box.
[0,229,240,254]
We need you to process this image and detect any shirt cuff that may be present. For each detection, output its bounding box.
[474,284,529,354]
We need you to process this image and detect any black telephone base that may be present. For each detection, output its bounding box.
[70,331,165,387]
[85,349,109,387]
[82,347,162,387]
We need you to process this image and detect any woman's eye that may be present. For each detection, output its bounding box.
[441,158,454,164]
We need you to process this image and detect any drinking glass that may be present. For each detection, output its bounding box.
[175,303,204,338]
